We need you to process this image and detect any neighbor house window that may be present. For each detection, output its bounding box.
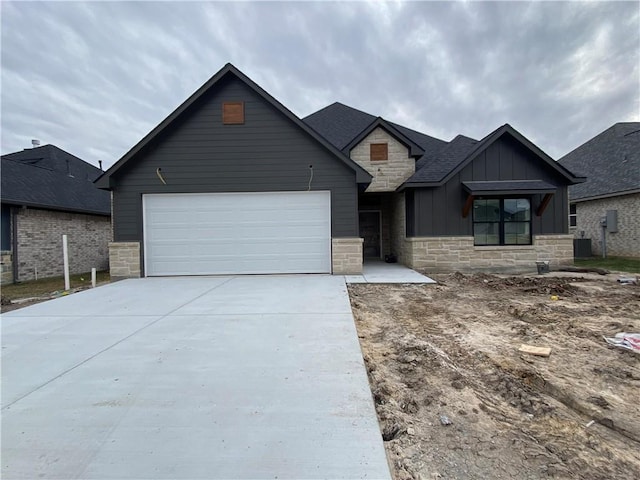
[222,101,244,124]
[473,198,531,246]
[370,143,388,161]
[1,205,10,251]
[569,203,577,227]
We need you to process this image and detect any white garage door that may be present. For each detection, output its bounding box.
[143,191,331,276]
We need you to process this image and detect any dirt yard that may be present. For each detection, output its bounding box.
[349,272,640,480]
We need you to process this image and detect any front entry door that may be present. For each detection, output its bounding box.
[359,211,381,259]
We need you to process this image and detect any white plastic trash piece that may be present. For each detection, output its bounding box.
[439,415,452,426]
[603,333,640,353]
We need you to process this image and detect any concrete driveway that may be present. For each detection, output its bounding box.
[1,276,391,479]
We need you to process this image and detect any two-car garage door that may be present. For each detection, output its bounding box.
[143,192,331,276]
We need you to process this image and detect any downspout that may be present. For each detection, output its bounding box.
[11,207,18,283]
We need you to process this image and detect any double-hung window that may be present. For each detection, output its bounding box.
[473,198,531,245]
[569,204,577,227]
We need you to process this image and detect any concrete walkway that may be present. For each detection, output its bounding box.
[345,260,436,284]
[1,276,391,479]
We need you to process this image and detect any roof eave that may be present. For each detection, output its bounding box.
[397,181,441,191]
[0,199,110,216]
[570,188,640,203]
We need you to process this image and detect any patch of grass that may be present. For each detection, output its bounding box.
[575,257,640,274]
[1,270,111,301]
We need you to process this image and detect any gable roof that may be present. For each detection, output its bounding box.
[1,145,110,215]
[558,122,640,201]
[402,124,585,188]
[342,117,425,157]
[95,64,371,189]
[303,102,448,158]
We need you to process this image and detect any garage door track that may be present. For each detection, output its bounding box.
[1,275,391,479]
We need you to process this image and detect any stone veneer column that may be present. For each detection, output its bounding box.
[331,238,363,274]
[109,242,141,280]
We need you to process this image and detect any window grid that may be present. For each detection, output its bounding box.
[472,198,532,246]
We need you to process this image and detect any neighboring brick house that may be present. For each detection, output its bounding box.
[96,63,584,277]
[559,123,640,258]
[1,144,111,283]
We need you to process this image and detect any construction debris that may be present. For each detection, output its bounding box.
[603,332,640,353]
[519,344,552,357]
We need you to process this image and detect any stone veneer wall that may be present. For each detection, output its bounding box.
[109,242,141,280]
[332,238,363,274]
[350,128,414,192]
[404,234,574,273]
[1,251,12,285]
[572,193,640,257]
[390,192,407,263]
[14,208,110,282]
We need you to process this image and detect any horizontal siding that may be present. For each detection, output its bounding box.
[414,135,570,236]
[113,76,358,246]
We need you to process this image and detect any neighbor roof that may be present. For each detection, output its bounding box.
[559,122,640,201]
[1,145,110,215]
[95,64,372,189]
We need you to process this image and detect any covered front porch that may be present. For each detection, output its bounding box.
[358,192,404,263]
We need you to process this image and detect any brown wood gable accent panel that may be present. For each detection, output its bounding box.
[222,101,244,124]
[462,194,475,218]
[370,143,388,161]
[535,193,554,217]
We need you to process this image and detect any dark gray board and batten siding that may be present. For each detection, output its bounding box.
[111,76,359,268]
[409,135,569,236]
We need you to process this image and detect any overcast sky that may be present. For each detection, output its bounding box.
[2,1,639,169]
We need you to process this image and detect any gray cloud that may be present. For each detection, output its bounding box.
[2,1,638,169]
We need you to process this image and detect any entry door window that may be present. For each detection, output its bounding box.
[359,211,381,258]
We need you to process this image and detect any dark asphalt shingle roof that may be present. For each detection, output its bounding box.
[409,134,479,184]
[388,122,449,159]
[303,102,448,157]
[558,122,640,201]
[304,104,583,190]
[303,102,377,150]
[1,145,110,215]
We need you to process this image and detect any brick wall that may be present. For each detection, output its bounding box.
[14,208,111,282]
[109,242,141,280]
[1,251,12,285]
[404,234,573,273]
[350,128,414,192]
[572,193,640,257]
[331,238,363,274]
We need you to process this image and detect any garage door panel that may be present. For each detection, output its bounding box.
[144,192,331,275]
